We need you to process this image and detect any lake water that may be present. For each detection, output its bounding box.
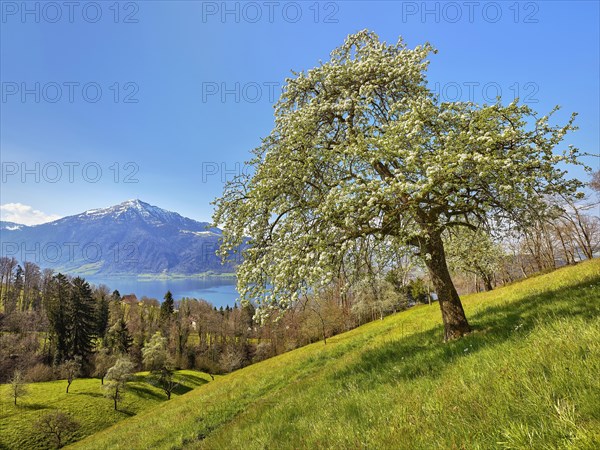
[85,276,238,308]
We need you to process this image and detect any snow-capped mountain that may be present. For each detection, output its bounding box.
[0,200,235,275]
[0,221,28,231]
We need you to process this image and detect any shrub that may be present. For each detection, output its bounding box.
[194,356,219,378]
[253,342,273,363]
[25,363,56,382]
[219,346,246,373]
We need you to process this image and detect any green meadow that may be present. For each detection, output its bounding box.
[0,370,210,449]
[63,259,599,449]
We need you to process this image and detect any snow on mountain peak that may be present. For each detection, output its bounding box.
[0,221,25,231]
[122,199,146,208]
[75,200,212,231]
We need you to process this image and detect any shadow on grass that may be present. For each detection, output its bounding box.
[176,373,209,388]
[331,280,599,387]
[131,374,149,383]
[15,402,47,411]
[127,384,165,400]
[73,391,104,398]
[173,384,194,396]
[132,372,208,398]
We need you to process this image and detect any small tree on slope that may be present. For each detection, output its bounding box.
[35,411,80,449]
[8,369,28,406]
[103,357,135,411]
[60,358,81,394]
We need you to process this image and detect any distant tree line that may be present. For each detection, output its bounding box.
[0,258,431,385]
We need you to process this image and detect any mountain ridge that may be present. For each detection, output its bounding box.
[0,199,234,276]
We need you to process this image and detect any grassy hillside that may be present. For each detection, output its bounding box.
[0,371,210,449]
[69,260,598,448]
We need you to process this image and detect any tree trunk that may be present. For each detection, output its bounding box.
[423,231,471,341]
[483,278,493,292]
[481,272,494,292]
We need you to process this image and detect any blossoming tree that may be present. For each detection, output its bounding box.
[213,30,585,340]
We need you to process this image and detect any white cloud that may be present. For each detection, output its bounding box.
[0,203,61,226]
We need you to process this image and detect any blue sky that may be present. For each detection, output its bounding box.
[1,1,598,224]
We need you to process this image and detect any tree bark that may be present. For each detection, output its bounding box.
[422,231,471,341]
[483,279,493,292]
[482,273,494,292]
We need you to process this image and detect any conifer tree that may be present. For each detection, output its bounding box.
[160,290,175,324]
[68,277,96,363]
[47,273,71,363]
[107,318,133,355]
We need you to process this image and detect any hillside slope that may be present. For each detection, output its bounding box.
[73,260,600,449]
[0,371,210,449]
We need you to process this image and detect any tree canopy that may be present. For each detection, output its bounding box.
[213,30,586,340]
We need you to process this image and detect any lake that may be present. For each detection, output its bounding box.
[85,276,238,308]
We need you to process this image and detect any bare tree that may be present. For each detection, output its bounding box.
[93,348,116,385]
[35,411,80,449]
[156,367,179,400]
[0,257,18,312]
[590,170,600,195]
[219,345,246,372]
[60,358,81,393]
[22,261,41,311]
[558,196,600,260]
[8,369,28,406]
